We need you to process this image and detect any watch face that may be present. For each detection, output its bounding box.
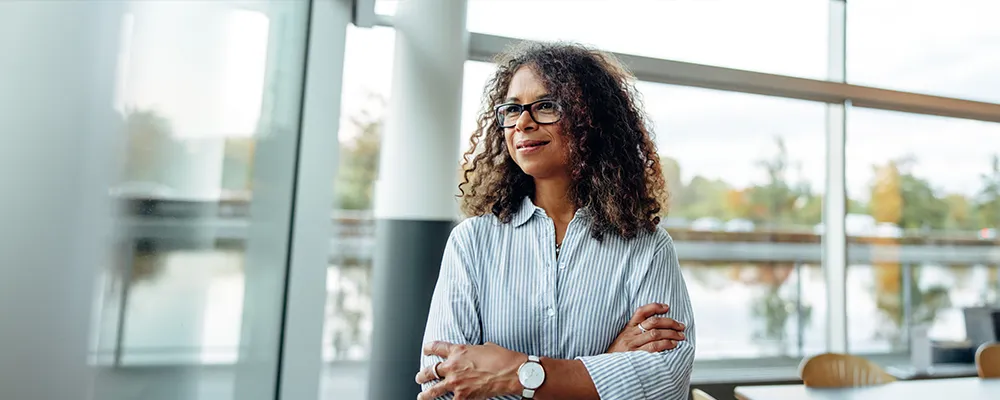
[518,362,545,389]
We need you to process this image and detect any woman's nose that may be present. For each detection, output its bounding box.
[514,109,536,131]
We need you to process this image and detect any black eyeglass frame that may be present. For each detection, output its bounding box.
[494,99,563,129]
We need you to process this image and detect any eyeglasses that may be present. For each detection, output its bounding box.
[494,99,563,128]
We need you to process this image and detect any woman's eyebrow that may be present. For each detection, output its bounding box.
[504,93,552,103]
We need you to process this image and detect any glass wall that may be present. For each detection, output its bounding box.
[635,83,828,359]
[89,1,311,399]
[321,25,395,399]
[845,108,1000,353]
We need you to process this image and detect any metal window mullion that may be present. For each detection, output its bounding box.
[824,0,849,355]
[276,0,350,399]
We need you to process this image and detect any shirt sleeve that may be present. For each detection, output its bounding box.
[576,235,697,400]
[418,222,483,396]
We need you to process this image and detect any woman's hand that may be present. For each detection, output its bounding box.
[415,341,525,400]
[606,302,686,353]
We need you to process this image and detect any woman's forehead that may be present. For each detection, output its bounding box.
[504,67,549,102]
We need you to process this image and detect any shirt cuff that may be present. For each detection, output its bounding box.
[576,352,643,399]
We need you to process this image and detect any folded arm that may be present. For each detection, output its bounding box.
[418,230,695,400]
[418,224,482,396]
[574,237,696,399]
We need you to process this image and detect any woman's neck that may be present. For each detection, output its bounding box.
[532,177,576,224]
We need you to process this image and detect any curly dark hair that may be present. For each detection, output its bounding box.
[459,41,668,241]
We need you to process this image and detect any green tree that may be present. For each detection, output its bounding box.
[673,176,732,220]
[943,194,976,231]
[977,154,1000,229]
[335,101,384,210]
[742,137,817,227]
[660,155,683,214]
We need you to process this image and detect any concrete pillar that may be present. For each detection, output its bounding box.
[0,1,123,399]
[368,0,468,398]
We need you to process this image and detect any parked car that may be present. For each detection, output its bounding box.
[691,217,724,231]
[724,218,755,232]
[980,228,997,240]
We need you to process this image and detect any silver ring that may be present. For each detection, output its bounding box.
[431,362,442,380]
[638,323,648,334]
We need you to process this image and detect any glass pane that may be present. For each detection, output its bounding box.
[845,107,1000,354]
[322,25,395,400]
[848,0,1000,103]
[91,1,310,399]
[466,0,829,79]
[635,82,828,359]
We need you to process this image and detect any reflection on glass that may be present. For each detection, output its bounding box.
[90,1,309,399]
[848,0,1000,103]
[636,82,827,359]
[465,0,829,79]
[846,108,1000,353]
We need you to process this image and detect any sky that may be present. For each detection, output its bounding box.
[348,0,1000,200]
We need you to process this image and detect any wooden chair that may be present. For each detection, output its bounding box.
[798,353,896,388]
[976,342,1000,378]
[691,388,717,400]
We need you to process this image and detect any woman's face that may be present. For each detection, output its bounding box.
[502,66,571,180]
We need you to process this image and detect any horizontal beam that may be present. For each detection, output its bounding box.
[120,218,1000,265]
[468,33,1000,124]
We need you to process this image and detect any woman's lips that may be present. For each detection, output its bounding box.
[516,140,550,154]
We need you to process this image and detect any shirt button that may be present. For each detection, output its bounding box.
[547,307,555,316]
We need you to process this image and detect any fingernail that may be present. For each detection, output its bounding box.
[679,332,685,339]
[671,340,678,346]
[678,323,685,330]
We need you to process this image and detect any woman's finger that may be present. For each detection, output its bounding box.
[643,316,686,335]
[414,364,440,385]
[627,302,669,327]
[629,328,684,349]
[417,379,451,400]
[638,339,678,353]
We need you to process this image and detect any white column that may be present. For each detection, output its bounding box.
[373,0,468,221]
[0,2,123,400]
[368,0,468,398]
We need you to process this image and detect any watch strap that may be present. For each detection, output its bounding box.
[522,388,535,398]
[528,355,540,363]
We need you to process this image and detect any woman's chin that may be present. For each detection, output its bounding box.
[518,163,566,180]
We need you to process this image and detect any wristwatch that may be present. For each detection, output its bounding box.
[517,355,546,398]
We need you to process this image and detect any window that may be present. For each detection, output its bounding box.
[635,82,828,359]
[466,0,829,79]
[322,25,395,399]
[845,107,1000,353]
[91,1,310,398]
[848,0,1000,103]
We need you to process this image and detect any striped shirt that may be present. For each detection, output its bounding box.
[420,196,696,399]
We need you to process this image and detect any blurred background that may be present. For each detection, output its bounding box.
[2,0,999,399]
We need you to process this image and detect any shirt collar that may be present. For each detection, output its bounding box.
[512,196,541,228]
[511,196,590,228]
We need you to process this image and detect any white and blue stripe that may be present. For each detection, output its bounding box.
[420,196,696,399]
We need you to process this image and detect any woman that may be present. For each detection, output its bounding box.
[414,42,696,400]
